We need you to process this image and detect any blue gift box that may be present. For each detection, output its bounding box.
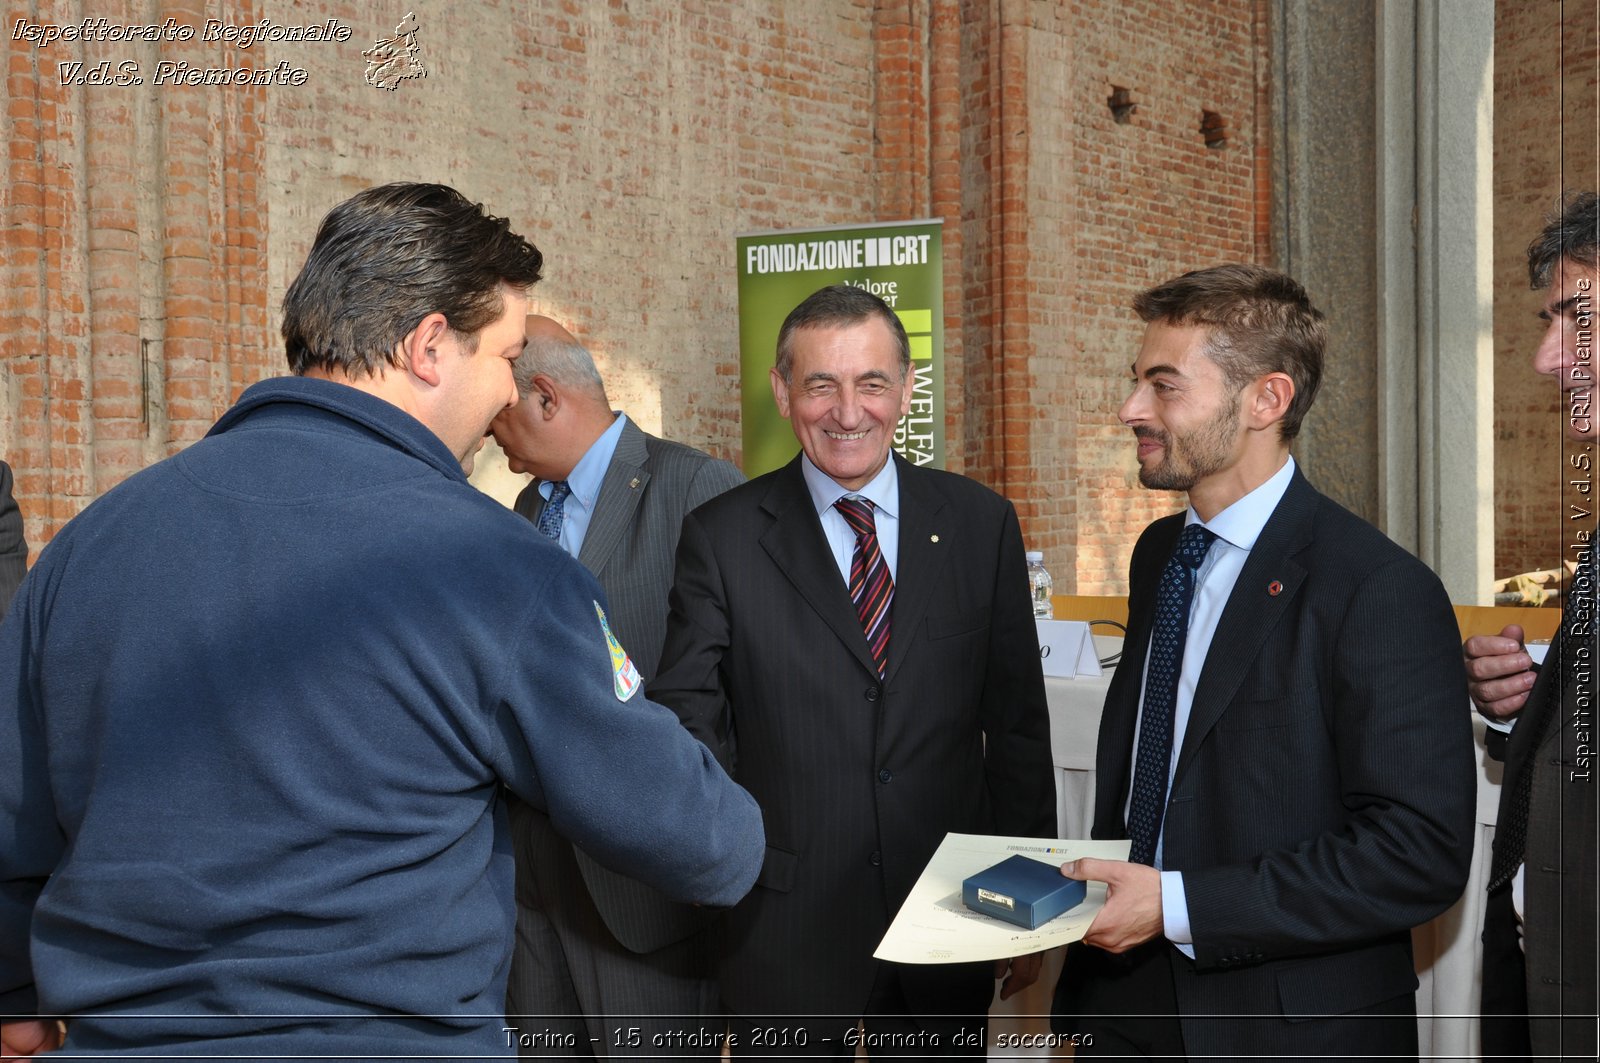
[962,854,1086,929]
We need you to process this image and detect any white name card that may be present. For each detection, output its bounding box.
[1036,619,1102,678]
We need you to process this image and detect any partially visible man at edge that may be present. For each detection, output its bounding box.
[0,459,24,619]
[1464,191,1598,1063]
[493,315,742,1056]
[0,182,763,1058]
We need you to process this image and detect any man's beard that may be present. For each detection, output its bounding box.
[1135,399,1241,492]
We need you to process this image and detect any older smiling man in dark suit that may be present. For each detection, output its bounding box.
[651,284,1055,1058]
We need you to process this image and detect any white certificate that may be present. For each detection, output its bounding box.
[873,833,1131,964]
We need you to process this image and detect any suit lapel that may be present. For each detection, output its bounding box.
[884,457,947,684]
[577,419,649,576]
[513,480,545,526]
[1173,470,1315,783]
[759,458,880,680]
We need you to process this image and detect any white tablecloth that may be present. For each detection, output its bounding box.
[983,640,1116,1058]
[988,638,1501,1060]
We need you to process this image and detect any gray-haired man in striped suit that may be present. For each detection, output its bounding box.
[491,315,743,1058]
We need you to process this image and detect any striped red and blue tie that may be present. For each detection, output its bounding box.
[836,496,893,679]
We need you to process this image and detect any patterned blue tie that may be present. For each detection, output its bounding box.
[1127,522,1217,866]
[536,481,571,543]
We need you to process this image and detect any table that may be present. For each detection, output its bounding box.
[982,641,1115,1058]
[1414,714,1500,1061]
[1042,638,1116,839]
[988,638,1501,1061]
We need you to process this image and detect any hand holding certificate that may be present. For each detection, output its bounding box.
[874,833,1131,964]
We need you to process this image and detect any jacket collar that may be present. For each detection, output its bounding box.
[208,376,468,484]
[578,417,651,573]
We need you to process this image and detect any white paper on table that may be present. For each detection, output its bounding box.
[873,833,1132,964]
[1035,619,1103,678]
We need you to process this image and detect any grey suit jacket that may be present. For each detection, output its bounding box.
[649,454,1057,1017]
[0,462,26,620]
[1063,470,1477,1058]
[514,418,743,952]
[1485,591,1598,1058]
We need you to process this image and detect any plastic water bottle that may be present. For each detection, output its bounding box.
[1026,551,1053,619]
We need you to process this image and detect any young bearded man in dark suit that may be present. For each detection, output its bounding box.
[491,315,744,1058]
[650,284,1056,1057]
[1464,192,1598,1063]
[1051,264,1476,1060]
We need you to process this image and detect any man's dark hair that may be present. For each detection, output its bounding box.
[1133,263,1326,441]
[1528,191,1600,289]
[774,284,911,383]
[282,183,543,376]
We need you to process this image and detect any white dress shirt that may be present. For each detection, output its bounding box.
[539,412,628,559]
[800,454,901,585]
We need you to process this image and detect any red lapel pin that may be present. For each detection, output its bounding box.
[1267,580,1283,596]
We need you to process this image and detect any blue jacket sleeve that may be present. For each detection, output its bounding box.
[485,557,763,909]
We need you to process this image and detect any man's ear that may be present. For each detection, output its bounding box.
[1247,371,1295,431]
[531,375,561,419]
[769,367,792,419]
[399,313,452,388]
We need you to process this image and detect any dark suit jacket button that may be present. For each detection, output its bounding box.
[869,850,882,866]
[865,687,880,701]
[878,769,893,783]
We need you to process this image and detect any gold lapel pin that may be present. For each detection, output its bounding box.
[629,477,641,489]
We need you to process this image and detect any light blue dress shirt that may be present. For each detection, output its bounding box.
[800,453,901,585]
[540,412,628,559]
[1125,456,1298,956]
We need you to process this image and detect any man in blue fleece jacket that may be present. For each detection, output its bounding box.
[0,183,763,1058]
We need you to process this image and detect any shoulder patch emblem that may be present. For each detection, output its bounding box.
[594,601,643,702]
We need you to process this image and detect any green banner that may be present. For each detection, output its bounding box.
[736,220,945,479]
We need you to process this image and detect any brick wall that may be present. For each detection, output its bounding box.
[1042,0,1267,591]
[263,0,880,457]
[926,0,1267,593]
[3,0,271,552]
[1493,0,1599,581]
[4,0,1272,597]
[3,0,885,551]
